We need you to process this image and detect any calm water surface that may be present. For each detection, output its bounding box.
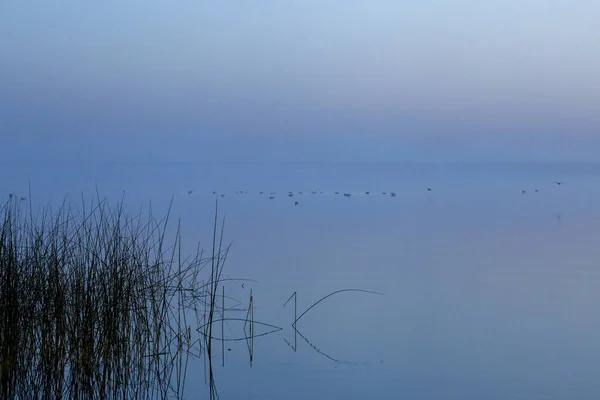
[2,162,600,399]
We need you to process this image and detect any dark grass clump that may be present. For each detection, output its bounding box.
[0,195,224,399]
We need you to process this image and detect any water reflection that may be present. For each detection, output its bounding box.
[198,286,383,398]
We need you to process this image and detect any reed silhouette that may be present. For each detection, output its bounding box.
[0,194,235,399]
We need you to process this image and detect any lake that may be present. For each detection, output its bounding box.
[2,161,600,399]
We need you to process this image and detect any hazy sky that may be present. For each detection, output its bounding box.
[2,1,600,162]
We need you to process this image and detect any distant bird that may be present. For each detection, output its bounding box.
[260,191,263,194]
[554,181,565,186]
[288,192,293,197]
[188,190,193,195]
[522,190,526,194]
[269,196,275,200]
[299,191,303,195]
[344,193,351,197]
[213,191,216,194]
[294,201,299,206]
[335,192,340,195]
[241,283,245,289]
[382,192,387,195]
[221,194,225,197]
[427,188,432,192]
[20,197,27,201]
[365,191,370,195]
[8,193,13,198]
[535,189,539,193]
[311,191,317,195]
[390,192,396,197]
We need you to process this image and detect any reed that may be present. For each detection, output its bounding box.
[0,194,226,399]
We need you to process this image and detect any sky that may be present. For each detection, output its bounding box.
[1,0,600,163]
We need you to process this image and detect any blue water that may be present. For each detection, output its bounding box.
[2,162,600,399]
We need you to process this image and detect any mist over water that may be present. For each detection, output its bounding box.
[3,161,600,399]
